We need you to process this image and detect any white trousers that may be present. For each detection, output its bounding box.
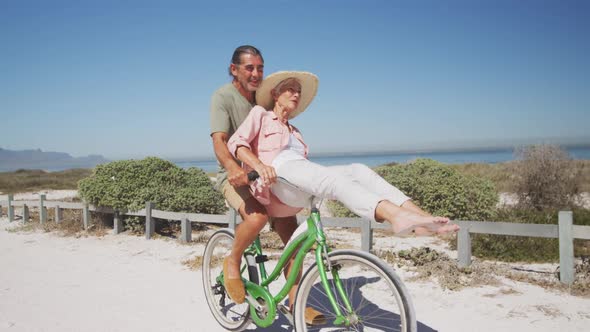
[271,160,410,223]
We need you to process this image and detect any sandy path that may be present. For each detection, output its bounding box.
[0,221,207,331]
[1,217,589,332]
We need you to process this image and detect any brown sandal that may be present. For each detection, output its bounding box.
[223,257,245,304]
[289,304,326,326]
[304,307,327,325]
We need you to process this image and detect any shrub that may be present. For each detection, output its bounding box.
[327,159,498,220]
[465,208,590,262]
[78,157,226,232]
[376,159,497,220]
[326,200,358,218]
[513,144,580,210]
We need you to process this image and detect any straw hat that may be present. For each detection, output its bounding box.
[256,71,319,119]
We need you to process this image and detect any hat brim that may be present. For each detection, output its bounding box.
[256,71,318,119]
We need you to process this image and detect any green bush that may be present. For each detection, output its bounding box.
[466,208,590,262]
[78,157,226,232]
[326,200,358,218]
[329,159,498,220]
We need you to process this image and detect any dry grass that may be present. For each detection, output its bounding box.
[182,256,204,270]
[451,162,516,192]
[4,204,223,245]
[192,232,210,244]
[259,230,286,250]
[8,207,109,237]
[376,247,590,297]
[451,160,590,193]
[0,169,92,194]
[377,247,502,291]
[183,252,229,271]
[574,160,590,193]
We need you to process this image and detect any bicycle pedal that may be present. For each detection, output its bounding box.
[278,304,294,325]
[255,255,269,263]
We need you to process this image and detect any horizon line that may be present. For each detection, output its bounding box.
[166,142,590,162]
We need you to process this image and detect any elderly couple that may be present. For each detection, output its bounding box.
[210,45,459,324]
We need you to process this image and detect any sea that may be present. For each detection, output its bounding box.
[177,146,590,173]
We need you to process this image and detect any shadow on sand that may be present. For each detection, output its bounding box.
[246,275,438,331]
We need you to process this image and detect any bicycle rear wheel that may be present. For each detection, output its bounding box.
[293,249,416,332]
[202,229,252,331]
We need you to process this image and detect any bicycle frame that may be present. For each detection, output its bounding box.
[234,209,354,328]
[207,173,415,331]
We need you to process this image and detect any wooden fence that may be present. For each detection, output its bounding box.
[1,194,589,286]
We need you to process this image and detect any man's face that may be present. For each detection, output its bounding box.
[231,54,264,93]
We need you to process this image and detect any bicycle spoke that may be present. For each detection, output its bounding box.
[202,230,252,331]
[295,251,414,332]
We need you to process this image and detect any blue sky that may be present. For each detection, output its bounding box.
[1,0,589,159]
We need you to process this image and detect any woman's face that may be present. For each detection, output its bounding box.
[275,82,301,113]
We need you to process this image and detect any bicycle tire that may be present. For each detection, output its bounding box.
[293,249,417,332]
[202,228,253,331]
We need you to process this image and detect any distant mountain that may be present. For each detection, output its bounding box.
[0,148,110,172]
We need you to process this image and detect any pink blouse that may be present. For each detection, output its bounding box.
[227,106,308,217]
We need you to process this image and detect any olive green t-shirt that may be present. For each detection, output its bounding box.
[210,83,255,190]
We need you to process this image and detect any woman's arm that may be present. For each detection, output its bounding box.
[227,106,265,158]
[227,106,277,185]
[236,146,276,185]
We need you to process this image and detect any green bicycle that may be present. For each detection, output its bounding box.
[202,173,417,332]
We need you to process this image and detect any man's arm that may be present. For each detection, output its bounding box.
[212,132,249,187]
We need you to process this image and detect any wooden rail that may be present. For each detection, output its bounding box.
[1,195,588,285]
[454,211,589,285]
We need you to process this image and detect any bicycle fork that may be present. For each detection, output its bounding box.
[316,244,355,326]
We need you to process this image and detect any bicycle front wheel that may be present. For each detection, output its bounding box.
[293,249,416,332]
[202,229,251,331]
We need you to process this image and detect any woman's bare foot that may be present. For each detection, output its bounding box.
[414,223,460,236]
[388,209,456,236]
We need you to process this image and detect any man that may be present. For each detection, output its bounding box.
[210,46,317,321]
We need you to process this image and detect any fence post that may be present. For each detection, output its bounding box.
[181,218,191,243]
[559,211,574,285]
[23,204,30,223]
[145,202,155,239]
[55,206,62,224]
[228,208,237,230]
[39,194,47,224]
[8,194,14,222]
[457,224,472,268]
[361,220,373,253]
[113,211,123,234]
[82,204,90,230]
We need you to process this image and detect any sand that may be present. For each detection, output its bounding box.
[1,191,589,331]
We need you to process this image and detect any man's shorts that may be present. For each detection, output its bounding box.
[221,180,294,229]
[221,180,253,211]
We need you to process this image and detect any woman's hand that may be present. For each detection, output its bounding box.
[235,146,275,185]
[254,163,277,186]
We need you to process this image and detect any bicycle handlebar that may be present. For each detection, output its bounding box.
[247,171,260,182]
[247,170,294,188]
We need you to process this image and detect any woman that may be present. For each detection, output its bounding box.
[228,71,460,236]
